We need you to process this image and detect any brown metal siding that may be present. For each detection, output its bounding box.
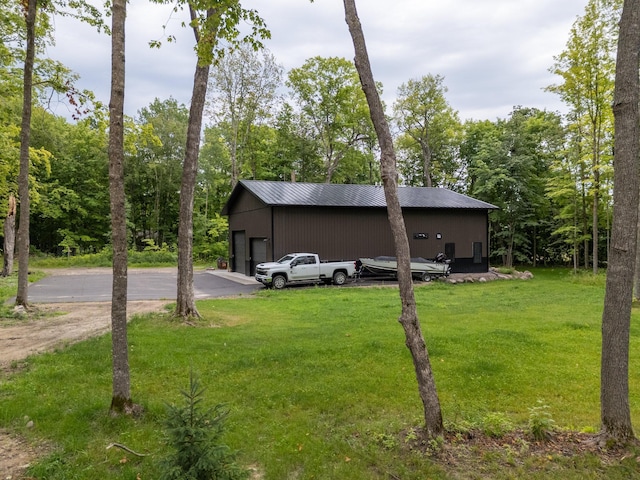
[271,206,488,262]
[272,207,395,260]
[404,209,488,258]
[225,189,491,273]
[227,189,271,233]
[226,189,272,270]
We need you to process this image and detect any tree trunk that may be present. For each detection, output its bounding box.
[581,164,589,269]
[15,0,37,307]
[419,138,432,188]
[593,180,600,275]
[574,196,579,274]
[343,0,443,438]
[532,225,537,267]
[600,0,640,443]
[2,195,16,277]
[176,5,215,320]
[108,0,133,415]
[635,201,640,300]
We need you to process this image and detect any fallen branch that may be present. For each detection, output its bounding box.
[107,442,149,457]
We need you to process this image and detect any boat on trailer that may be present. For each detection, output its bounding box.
[358,254,451,282]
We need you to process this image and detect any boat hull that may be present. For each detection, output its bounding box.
[359,256,451,280]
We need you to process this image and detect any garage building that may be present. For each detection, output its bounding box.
[221,180,498,275]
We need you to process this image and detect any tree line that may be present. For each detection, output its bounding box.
[0,0,624,272]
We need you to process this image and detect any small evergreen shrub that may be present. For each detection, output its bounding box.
[159,372,248,480]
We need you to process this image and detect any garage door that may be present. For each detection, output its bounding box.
[250,238,267,276]
[232,231,246,274]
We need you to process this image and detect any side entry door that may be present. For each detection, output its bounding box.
[250,238,267,276]
[232,231,246,275]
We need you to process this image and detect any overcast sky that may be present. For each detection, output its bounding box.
[46,0,588,123]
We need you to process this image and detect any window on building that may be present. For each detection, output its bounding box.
[473,242,482,263]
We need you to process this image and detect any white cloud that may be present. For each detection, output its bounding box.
[46,0,587,122]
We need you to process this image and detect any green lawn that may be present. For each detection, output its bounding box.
[2,268,640,479]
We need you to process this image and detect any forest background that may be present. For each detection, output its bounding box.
[0,0,623,272]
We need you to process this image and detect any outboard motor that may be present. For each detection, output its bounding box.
[435,252,447,263]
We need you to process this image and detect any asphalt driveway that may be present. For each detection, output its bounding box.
[27,268,262,303]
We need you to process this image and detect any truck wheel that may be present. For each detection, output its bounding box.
[421,272,432,282]
[333,271,347,286]
[272,275,287,289]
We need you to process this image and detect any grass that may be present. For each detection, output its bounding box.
[29,249,180,268]
[0,270,46,317]
[1,267,640,478]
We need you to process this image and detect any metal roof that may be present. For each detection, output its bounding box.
[223,180,498,213]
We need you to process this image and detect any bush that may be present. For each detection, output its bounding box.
[29,245,178,268]
[528,400,556,441]
[159,372,248,480]
[481,412,513,438]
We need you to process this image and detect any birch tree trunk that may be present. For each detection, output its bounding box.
[343,0,443,437]
[600,0,640,443]
[2,195,16,277]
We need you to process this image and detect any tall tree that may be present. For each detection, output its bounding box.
[599,0,639,443]
[548,0,621,273]
[343,0,443,438]
[393,74,462,188]
[14,0,37,307]
[287,56,375,183]
[546,138,588,271]
[9,0,104,305]
[207,44,282,187]
[108,0,134,415]
[272,102,324,182]
[149,0,269,319]
[175,5,215,319]
[127,99,188,249]
[465,108,564,267]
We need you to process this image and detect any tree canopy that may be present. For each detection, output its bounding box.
[0,0,624,275]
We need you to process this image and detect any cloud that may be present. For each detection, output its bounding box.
[46,0,586,122]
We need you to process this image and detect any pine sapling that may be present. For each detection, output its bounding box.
[159,371,248,480]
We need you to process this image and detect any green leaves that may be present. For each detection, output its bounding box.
[393,74,462,188]
[159,371,248,480]
[147,0,270,67]
[287,56,376,183]
[464,108,564,266]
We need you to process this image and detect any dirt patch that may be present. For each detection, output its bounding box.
[0,428,43,479]
[404,428,639,478]
[0,299,168,479]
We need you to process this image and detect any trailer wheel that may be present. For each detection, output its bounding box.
[272,275,287,289]
[333,271,347,286]
[421,272,432,282]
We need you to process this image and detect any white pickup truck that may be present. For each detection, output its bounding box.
[255,253,357,289]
